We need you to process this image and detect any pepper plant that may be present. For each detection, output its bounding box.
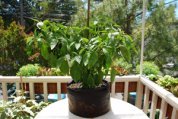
[27,20,134,88]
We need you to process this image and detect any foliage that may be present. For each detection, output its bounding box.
[0,17,29,76]
[147,74,159,82]
[72,0,178,73]
[0,0,77,27]
[136,61,160,75]
[16,64,40,76]
[16,64,63,76]
[114,58,132,75]
[156,75,178,92]
[0,94,49,119]
[27,20,134,88]
[38,67,63,76]
[134,2,177,71]
[71,0,155,34]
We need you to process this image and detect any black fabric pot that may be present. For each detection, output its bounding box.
[67,80,111,118]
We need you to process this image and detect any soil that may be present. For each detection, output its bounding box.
[68,81,107,89]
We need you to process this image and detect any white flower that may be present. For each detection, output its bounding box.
[37,22,44,29]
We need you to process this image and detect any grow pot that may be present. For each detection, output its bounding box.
[67,80,111,118]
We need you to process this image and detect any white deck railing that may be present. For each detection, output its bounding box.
[0,75,177,119]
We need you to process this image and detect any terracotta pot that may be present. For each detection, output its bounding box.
[67,80,111,118]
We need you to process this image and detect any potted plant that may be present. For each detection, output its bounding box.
[27,20,133,117]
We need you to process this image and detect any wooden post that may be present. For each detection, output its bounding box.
[136,81,143,109]
[20,0,25,26]
[43,82,48,102]
[143,86,150,113]
[150,93,158,119]
[87,0,90,27]
[159,100,167,119]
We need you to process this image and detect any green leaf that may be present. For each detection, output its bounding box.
[103,48,108,55]
[50,39,58,50]
[103,48,112,68]
[83,52,91,66]
[41,43,49,60]
[49,53,57,67]
[79,48,85,55]
[58,57,69,75]
[111,67,116,83]
[74,56,82,64]
[70,61,81,82]
[75,43,81,50]
[88,52,98,68]
[80,38,89,43]
[119,45,131,62]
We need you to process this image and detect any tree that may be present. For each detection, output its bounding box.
[72,0,178,73]
[0,17,29,75]
[133,1,178,72]
[0,0,78,28]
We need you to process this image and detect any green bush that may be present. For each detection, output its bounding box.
[0,17,29,76]
[16,64,40,76]
[37,67,63,76]
[136,61,160,75]
[0,95,49,119]
[156,75,178,92]
[147,74,159,82]
[16,64,63,76]
[114,58,132,75]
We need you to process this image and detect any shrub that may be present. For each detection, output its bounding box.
[114,58,132,75]
[136,61,160,75]
[37,67,63,76]
[0,17,29,76]
[0,94,49,119]
[147,74,159,82]
[16,64,40,76]
[156,75,178,92]
[16,64,63,76]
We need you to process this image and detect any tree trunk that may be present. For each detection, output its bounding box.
[20,0,25,26]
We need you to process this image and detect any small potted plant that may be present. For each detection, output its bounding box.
[28,20,133,117]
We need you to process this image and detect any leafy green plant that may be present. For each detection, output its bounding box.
[0,17,29,76]
[114,58,132,75]
[16,64,63,76]
[16,64,40,76]
[0,95,49,119]
[156,75,178,93]
[27,20,134,88]
[136,61,160,75]
[147,74,159,82]
[37,67,63,76]
[171,85,178,97]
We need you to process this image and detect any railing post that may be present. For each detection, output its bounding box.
[16,82,20,96]
[2,82,8,101]
[159,100,167,119]
[29,82,35,99]
[124,81,129,102]
[143,86,150,113]
[57,82,61,100]
[150,93,158,119]
[171,108,178,119]
[43,82,48,102]
[111,81,116,97]
[136,80,143,109]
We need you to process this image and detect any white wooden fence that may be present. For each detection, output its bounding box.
[0,75,177,119]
